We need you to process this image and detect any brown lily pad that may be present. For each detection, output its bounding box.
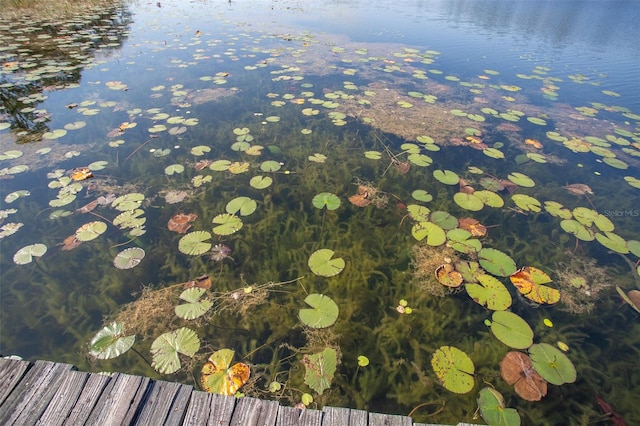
[183,274,212,290]
[500,351,547,401]
[167,213,198,234]
[60,234,83,251]
[458,217,487,237]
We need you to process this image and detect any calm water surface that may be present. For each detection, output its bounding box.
[1,1,639,424]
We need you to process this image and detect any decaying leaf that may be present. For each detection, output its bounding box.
[500,351,547,401]
[435,263,463,287]
[458,217,487,237]
[167,213,197,234]
[70,167,93,181]
[563,184,593,196]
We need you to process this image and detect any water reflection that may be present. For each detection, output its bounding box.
[0,5,132,142]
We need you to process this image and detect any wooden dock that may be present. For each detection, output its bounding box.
[0,357,477,426]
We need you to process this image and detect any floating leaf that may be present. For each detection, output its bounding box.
[303,347,337,395]
[478,387,521,426]
[167,213,197,234]
[151,327,200,374]
[308,249,345,277]
[249,175,273,189]
[478,248,517,277]
[412,190,433,202]
[411,221,446,246]
[447,229,482,254]
[299,294,339,328]
[435,264,463,287]
[201,349,250,395]
[529,343,576,385]
[560,219,595,241]
[75,221,108,242]
[488,311,534,349]
[212,213,243,235]
[511,194,542,212]
[175,288,212,320]
[164,164,185,175]
[312,192,341,211]
[260,160,282,172]
[433,169,459,185]
[88,322,135,360]
[357,355,370,367]
[500,351,547,401]
[473,190,504,208]
[510,266,560,304]
[431,346,475,394]
[466,273,512,311]
[453,192,484,211]
[13,243,47,265]
[113,247,145,269]
[226,196,257,216]
[178,231,212,255]
[508,172,535,187]
[595,232,629,254]
[209,160,231,171]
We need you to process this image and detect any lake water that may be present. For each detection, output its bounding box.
[1,0,639,424]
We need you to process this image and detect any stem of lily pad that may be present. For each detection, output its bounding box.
[407,401,446,418]
[131,346,153,367]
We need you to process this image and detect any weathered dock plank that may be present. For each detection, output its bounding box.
[133,379,191,425]
[84,372,150,425]
[230,396,279,425]
[277,405,323,426]
[0,358,29,405]
[322,406,367,426]
[183,390,236,425]
[36,369,90,426]
[0,360,73,425]
[62,372,112,426]
[369,411,413,426]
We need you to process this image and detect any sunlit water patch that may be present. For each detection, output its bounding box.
[1,1,639,425]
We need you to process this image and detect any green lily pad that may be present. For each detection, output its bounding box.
[573,207,598,227]
[13,243,47,265]
[4,190,30,203]
[88,322,135,360]
[112,193,145,211]
[209,160,231,171]
[466,273,512,310]
[627,240,640,257]
[178,231,212,255]
[212,213,243,235]
[431,346,475,394]
[364,151,382,160]
[433,169,459,185]
[430,211,459,230]
[407,153,433,167]
[477,387,521,426]
[113,247,145,269]
[308,249,345,277]
[483,147,505,159]
[312,192,341,211]
[507,172,535,187]
[407,204,431,222]
[473,190,504,208]
[190,145,211,156]
[260,160,282,172]
[478,248,517,277]
[164,164,185,175]
[529,343,576,385]
[249,175,273,189]
[113,209,146,229]
[411,221,446,246]
[603,157,628,169]
[303,347,337,394]
[511,194,542,212]
[595,232,629,254]
[226,197,257,216]
[447,229,482,254]
[75,221,108,242]
[151,327,200,374]
[487,310,534,349]
[560,219,595,241]
[412,190,433,202]
[453,192,484,211]
[299,294,339,328]
[544,201,572,219]
[175,288,212,320]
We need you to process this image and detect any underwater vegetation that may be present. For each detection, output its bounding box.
[1,1,640,425]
